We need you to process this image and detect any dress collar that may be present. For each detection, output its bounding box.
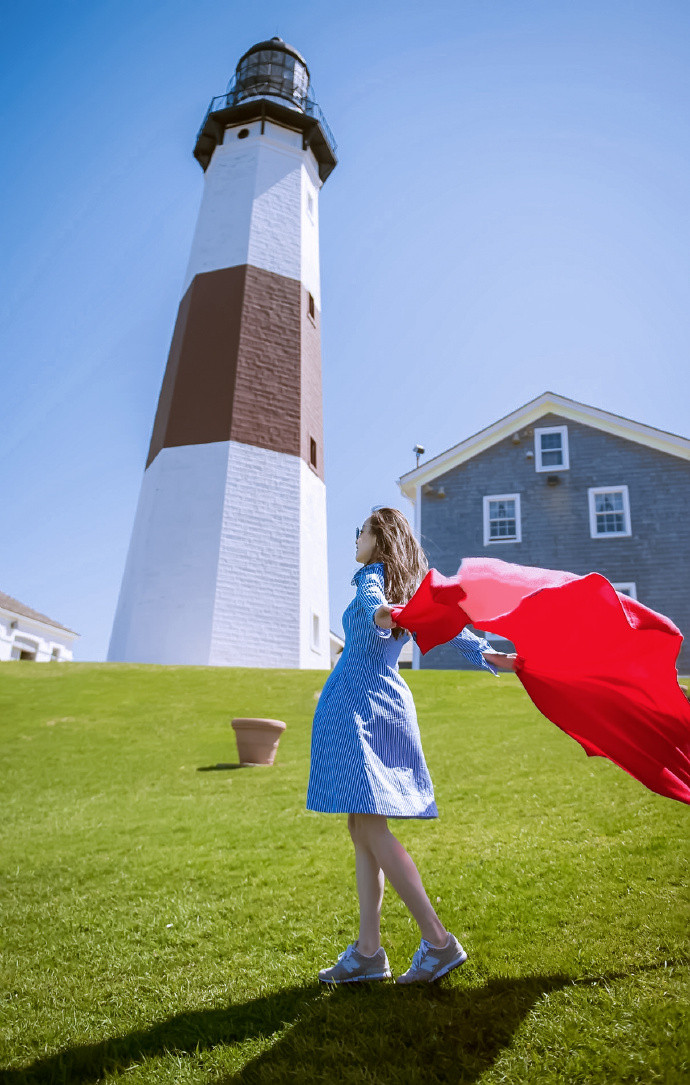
[351,561,384,586]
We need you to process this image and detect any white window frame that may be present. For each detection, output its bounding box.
[588,485,632,539]
[534,425,569,472]
[612,582,637,600]
[483,493,522,545]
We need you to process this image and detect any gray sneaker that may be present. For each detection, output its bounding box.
[395,933,468,984]
[318,942,392,984]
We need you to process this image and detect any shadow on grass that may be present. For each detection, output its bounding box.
[197,763,250,772]
[2,961,682,1085]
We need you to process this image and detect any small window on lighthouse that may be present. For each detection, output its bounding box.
[310,437,318,468]
[306,190,314,218]
[311,612,320,651]
[307,292,315,321]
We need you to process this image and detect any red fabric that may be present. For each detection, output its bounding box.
[390,569,471,653]
[392,559,690,805]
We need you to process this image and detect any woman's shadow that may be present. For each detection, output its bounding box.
[1,963,678,1084]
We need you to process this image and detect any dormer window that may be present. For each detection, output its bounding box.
[534,426,569,472]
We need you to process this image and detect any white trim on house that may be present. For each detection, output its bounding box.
[483,493,522,545]
[588,486,632,539]
[534,425,569,472]
[0,603,79,662]
[413,482,422,540]
[398,392,690,502]
[412,482,422,670]
[613,582,637,599]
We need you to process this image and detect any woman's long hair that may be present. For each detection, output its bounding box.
[368,507,428,638]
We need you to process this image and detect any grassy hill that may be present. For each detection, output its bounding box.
[0,663,687,1083]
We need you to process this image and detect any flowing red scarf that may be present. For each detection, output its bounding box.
[391,558,690,805]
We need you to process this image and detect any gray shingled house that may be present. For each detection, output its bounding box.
[398,392,690,674]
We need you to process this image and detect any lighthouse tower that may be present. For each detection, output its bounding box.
[108,38,336,668]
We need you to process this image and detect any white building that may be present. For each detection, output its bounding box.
[0,592,79,661]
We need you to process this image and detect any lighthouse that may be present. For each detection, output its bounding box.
[108,38,336,668]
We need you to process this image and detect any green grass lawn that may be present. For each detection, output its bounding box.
[0,662,687,1084]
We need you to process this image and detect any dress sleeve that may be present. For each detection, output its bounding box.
[449,627,498,674]
[355,566,391,639]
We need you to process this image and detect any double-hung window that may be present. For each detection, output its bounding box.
[534,425,569,471]
[483,493,521,544]
[588,486,632,538]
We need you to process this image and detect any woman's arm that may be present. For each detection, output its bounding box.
[375,610,519,669]
[356,568,393,638]
[374,604,398,629]
[482,651,518,671]
[448,627,521,674]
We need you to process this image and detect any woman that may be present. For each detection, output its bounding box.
[307,508,515,984]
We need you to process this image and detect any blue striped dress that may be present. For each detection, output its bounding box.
[306,562,496,819]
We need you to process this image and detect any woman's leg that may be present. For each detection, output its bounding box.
[352,813,447,947]
[348,813,385,957]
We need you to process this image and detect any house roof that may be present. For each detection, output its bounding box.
[0,592,79,636]
[398,391,690,500]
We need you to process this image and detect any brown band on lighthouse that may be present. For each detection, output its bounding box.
[146,267,245,468]
[146,266,324,481]
[229,266,302,458]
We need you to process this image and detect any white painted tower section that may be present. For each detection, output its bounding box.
[109,116,330,669]
[206,441,328,668]
[108,442,228,664]
[181,121,321,306]
[298,461,329,668]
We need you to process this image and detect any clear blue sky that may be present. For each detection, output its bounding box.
[1,0,688,659]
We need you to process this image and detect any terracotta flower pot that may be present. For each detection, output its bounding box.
[231,717,286,766]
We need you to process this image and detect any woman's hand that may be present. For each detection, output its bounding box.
[374,605,400,630]
[483,651,520,671]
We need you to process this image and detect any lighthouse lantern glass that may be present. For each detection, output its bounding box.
[236,48,309,107]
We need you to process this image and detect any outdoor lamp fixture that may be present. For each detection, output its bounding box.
[413,444,425,467]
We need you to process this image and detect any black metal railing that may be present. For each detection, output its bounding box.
[196,77,337,154]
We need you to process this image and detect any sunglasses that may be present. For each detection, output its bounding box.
[355,526,361,541]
